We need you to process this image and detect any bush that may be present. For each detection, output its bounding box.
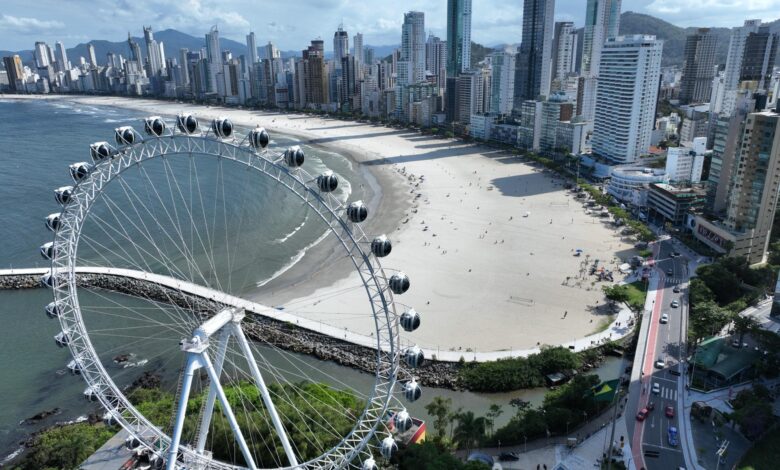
[11,423,116,470]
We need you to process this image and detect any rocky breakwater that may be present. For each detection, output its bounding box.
[1,272,463,389]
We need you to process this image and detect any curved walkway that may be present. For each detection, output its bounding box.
[0,266,635,363]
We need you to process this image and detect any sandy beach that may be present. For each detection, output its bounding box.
[10,95,637,353]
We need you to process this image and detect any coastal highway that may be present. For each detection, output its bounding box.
[627,239,692,470]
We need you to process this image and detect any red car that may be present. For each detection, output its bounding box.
[665,405,675,418]
[636,408,650,421]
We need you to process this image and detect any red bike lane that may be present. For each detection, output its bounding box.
[631,243,665,470]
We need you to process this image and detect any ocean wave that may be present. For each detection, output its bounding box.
[256,229,330,288]
[273,217,307,244]
[103,118,122,123]
[0,445,24,466]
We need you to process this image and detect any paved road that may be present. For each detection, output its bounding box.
[626,240,692,470]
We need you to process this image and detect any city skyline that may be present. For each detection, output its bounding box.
[2,0,780,52]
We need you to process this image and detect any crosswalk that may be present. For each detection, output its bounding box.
[664,277,686,284]
[657,385,677,401]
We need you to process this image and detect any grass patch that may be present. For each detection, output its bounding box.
[738,424,780,470]
[625,281,648,311]
[638,249,653,258]
[590,315,616,335]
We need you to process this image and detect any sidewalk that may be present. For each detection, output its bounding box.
[556,414,635,470]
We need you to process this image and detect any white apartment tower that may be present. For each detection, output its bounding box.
[354,33,364,68]
[246,32,258,64]
[591,35,663,164]
[55,41,69,72]
[34,42,50,68]
[400,11,426,85]
[551,22,577,91]
[489,51,515,115]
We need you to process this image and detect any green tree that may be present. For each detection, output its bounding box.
[733,314,759,346]
[425,396,453,441]
[603,285,630,305]
[453,411,487,453]
[485,404,504,437]
[394,441,464,470]
[12,423,116,470]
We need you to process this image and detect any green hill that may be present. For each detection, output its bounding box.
[619,11,732,67]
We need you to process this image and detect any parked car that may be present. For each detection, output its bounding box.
[668,426,679,446]
[652,383,661,394]
[665,405,675,418]
[636,408,649,421]
[655,358,665,369]
[498,452,520,461]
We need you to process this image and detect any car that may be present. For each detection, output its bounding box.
[636,408,649,421]
[668,426,679,446]
[652,383,661,394]
[660,313,669,324]
[655,358,665,369]
[646,401,655,411]
[666,268,673,275]
[671,300,680,308]
[665,405,675,418]
[673,285,681,293]
[498,452,520,461]
[671,251,681,258]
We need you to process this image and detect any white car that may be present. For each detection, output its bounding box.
[655,358,665,369]
[652,382,661,394]
[671,300,680,308]
[660,313,669,324]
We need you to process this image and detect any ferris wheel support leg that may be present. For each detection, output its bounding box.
[233,323,300,468]
[195,328,230,453]
[166,355,198,470]
[200,351,259,470]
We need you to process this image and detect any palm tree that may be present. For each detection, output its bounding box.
[485,404,504,437]
[453,411,487,454]
[733,314,759,347]
[447,406,463,441]
[424,396,452,441]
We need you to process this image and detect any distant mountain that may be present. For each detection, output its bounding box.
[619,11,733,67]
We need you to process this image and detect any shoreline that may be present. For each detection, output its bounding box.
[5,94,639,354]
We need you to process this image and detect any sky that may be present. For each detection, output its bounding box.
[1,0,780,52]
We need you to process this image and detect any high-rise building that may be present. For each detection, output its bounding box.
[400,11,426,85]
[300,39,329,106]
[514,0,555,107]
[143,26,164,74]
[591,35,663,164]
[206,25,222,66]
[426,35,447,91]
[489,51,515,115]
[246,32,258,65]
[127,33,142,64]
[578,0,622,121]
[34,42,50,68]
[334,26,349,69]
[2,55,24,92]
[87,43,97,68]
[179,48,191,86]
[446,0,471,77]
[262,42,280,61]
[550,22,577,92]
[723,110,780,263]
[740,26,778,90]
[55,41,69,72]
[354,33,364,68]
[679,29,717,104]
[721,20,762,115]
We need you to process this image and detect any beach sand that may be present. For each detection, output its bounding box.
[12,95,637,353]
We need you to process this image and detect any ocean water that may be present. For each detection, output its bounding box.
[0,99,624,461]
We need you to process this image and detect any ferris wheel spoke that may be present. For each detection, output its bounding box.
[158,157,224,294]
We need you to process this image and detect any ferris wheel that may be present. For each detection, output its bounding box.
[39,114,426,469]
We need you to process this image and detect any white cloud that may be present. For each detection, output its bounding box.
[646,0,780,17]
[0,14,65,34]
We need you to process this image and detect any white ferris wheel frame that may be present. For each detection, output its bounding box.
[47,127,403,469]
